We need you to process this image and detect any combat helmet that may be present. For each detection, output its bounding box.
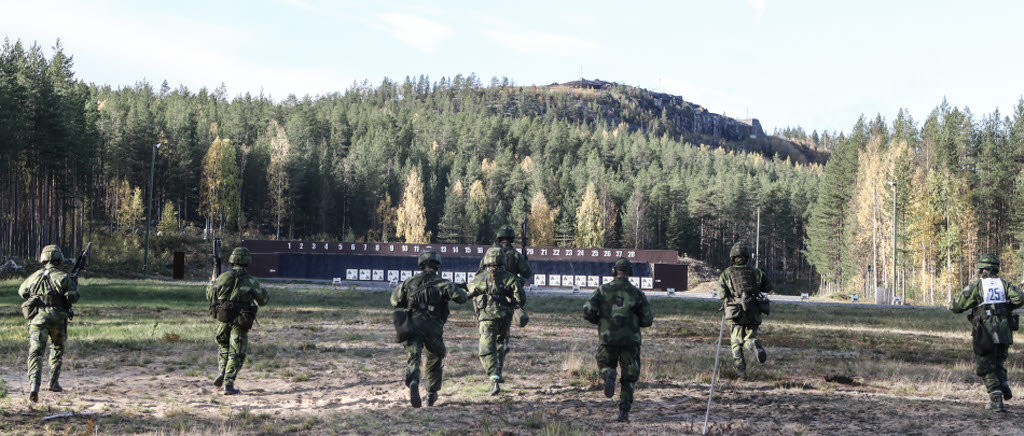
[229,247,251,266]
[482,247,506,267]
[612,257,633,276]
[496,225,516,241]
[418,248,442,269]
[977,254,1000,274]
[729,242,751,260]
[39,245,63,264]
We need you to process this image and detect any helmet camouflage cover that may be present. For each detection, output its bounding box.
[482,247,506,267]
[977,253,999,272]
[729,242,751,259]
[229,247,251,266]
[496,225,516,241]
[39,245,63,263]
[613,257,633,275]
[418,248,442,268]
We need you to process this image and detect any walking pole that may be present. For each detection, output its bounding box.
[702,311,727,435]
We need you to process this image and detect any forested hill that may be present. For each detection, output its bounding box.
[0,40,821,287]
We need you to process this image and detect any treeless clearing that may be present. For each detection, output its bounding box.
[0,279,1020,435]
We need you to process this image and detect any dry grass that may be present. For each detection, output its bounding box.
[0,278,1022,434]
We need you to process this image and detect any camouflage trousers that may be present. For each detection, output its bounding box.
[478,317,512,380]
[215,322,250,385]
[730,324,760,371]
[27,322,66,391]
[975,344,1009,394]
[597,345,641,413]
[405,334,447,392]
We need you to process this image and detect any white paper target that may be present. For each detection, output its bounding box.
[345,269,358,280]
[533,274,546,286]
[549,275,561,286]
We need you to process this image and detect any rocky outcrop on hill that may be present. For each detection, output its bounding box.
[556,79,765,143]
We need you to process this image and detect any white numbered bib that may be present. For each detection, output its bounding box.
[981,278,1008,304]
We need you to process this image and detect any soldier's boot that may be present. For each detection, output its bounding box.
[489,380,501,396]
[409,380,422,408]
[213,373,225,388]
[29,379,40,402]
[48,370,62,392]
[1001,382,1013,401]
[603,371,617,398]
[986,391,1006,412]
[223,383,241,396]
[754,340,767,364]
[616,409,630,423]
[427,391,438,407]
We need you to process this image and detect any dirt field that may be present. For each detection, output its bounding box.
[1,279,1023,435]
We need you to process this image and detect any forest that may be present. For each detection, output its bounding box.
[3,39,1023,302]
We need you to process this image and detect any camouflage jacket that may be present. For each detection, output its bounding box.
[477,243,532,282]
[717,262,773,326]
[949,276,1023,345]
[19,266,79,326]
[467,268,525,321]
[583,277,654,346]
[391,270,468,336]
[206,267,269,309]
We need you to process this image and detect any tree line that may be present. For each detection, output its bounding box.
[0,39,821,287]
[805,102,1024,303]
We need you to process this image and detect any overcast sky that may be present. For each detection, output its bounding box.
[3,0,1023,134]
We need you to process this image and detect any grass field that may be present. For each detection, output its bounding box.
[0,278,1021,435]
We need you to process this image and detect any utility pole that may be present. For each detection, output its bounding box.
[143,143,161,276]
[888,181,897,303]
[755,206,761,268]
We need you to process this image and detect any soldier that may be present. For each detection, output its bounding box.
[949,254,1023,412]
[583,258,654,423]
[391,249,468,408]
[19,245,79,402]
[717,242,772,377]
[206,247,269,395]
[477,225,532,285]
[467,247,525,395]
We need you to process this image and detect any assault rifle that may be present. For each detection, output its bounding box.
[67,242,91,321]
[211,237,222,280]
[69,242,92,282]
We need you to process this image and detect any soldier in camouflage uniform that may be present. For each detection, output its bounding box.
[206,247,269,395]
[949,254,1023,411]
[467,247,526,395]
[391,249,468,407]
[717,242,772,377]
[19,245,79,402]
[583,258,654,423]
[477,225,532,285]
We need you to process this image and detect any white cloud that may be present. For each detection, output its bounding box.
[746,0,766,23]
[0,0,349,100]
[372,13,453,53]
[481,28,598,56]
